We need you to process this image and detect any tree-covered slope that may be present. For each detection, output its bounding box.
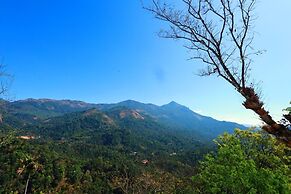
[24,107,207,157]
[5,98,97,118]
[0,98,246,140]
[99,100,246,139]
[0,106,212,193]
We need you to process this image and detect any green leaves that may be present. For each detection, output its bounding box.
[192,129,291,193]
[283,101,291,113]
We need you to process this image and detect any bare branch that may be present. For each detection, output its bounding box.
[146,0,291,146]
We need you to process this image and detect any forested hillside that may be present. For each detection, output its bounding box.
[0,99,246,139]
[0,99,290,193]
[0,99,217,193]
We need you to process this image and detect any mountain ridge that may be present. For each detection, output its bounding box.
[3,97,244,123]
[0,98,246,139]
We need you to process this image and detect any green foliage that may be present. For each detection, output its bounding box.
[193,129,291,194]
[284,101,291,113]
[0,127,201,193]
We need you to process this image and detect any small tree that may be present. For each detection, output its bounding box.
[146,0,291,146]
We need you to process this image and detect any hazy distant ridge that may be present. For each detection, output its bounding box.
[0,98,246,139]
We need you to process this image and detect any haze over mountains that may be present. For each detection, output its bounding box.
[0,98,246,140]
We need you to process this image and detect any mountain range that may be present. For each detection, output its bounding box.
[0,98,246,140]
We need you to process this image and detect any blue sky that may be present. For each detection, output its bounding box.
[0,0,290,125]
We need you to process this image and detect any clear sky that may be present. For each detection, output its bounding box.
[0,0,290,125]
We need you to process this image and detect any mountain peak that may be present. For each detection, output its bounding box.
[120,99,140,104]
[116,100,145,108]
[168,101,180,105]
[162,101,184,108]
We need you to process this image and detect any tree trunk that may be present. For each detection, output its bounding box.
[241,87,291,147]
[24,174,30,194]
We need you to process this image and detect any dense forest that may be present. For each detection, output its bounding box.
[0,99,290,193]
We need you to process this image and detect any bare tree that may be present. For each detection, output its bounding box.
[146,0,291,146]
[0,63,11,96]
[0,60,13,124]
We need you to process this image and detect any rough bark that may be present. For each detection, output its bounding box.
[241,87,291,146]
[284,114,291,123]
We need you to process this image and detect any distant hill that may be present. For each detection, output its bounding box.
[23,107,204,157]
[98,100,246,139]
[0,98,246,139]
[6,98,96,118]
